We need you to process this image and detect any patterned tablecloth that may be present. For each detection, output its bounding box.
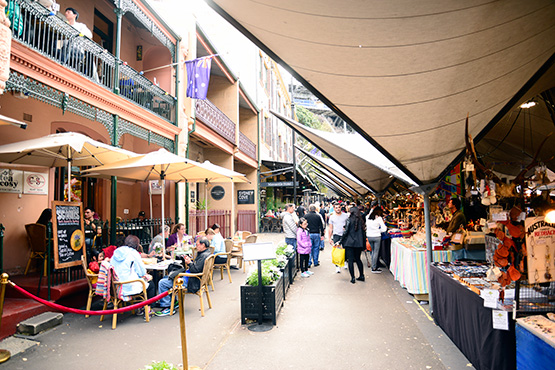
[389,238,453,294]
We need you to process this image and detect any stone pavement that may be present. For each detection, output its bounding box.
[0,233,474,370]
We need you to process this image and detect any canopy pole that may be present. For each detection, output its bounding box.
[411,183,437,314]
[205,179,208,230]
[161,175,166,257]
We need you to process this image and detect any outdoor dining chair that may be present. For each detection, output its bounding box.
[24,223,47,276]
[81,256,98,318]
[169,255,215,317]
[100,268,151,329]
[212,239,234,285]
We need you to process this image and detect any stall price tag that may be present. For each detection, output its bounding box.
[492,310,509,331]
[491,212,507,221]
[482,289,499,308]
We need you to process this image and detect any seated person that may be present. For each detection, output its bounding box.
[209,224,227,264]
[111,235,154,300]
[84,207,102,257]
[148,225,170,258]
[168,223,188,250]
[36,208,52,227]
[155,236,212,316]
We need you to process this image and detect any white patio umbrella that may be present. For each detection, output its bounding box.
[0,132,137,199]
[82,148,248,252]
[0,113,27,129]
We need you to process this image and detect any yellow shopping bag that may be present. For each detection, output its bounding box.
[331,246,345,266]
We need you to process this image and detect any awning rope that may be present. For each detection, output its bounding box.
[9,281,172,316]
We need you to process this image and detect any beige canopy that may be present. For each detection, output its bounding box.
[208,0,555,184]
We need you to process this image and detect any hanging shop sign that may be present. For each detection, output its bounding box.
[525,216,555,284]
[149,180,165,195]
[211,185,225,200]
[0,168,23,193]
[237,190,255,204]
[23,172,48,195]
[260,181,299,187]
[52,201,84,269]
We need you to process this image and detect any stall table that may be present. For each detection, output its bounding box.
[389,238,452,298]
[516,316,555,370]
[430,265,516,370]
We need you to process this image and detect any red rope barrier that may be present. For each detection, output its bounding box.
[10,283,171,316]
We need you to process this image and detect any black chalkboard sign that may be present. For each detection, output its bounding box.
[52,201,84,269]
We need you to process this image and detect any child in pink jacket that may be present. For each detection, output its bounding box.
[296,218,313,278]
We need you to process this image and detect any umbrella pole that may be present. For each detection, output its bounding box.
[67,158,72,201]
[161,178,166,257]
[205,179,208,230]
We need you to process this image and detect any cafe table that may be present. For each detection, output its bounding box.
[389,237,453,299]
[142,258,181,291]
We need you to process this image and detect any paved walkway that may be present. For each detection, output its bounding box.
[0,233,473,370]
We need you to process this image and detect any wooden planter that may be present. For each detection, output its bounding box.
[240,275,285,325]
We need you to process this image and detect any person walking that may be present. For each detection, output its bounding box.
[328,203,349,273]
[305,204,325,267]
[281,203,298,249]
[339,206,366,284]
[296,218,313,278]
[366,208,387,273]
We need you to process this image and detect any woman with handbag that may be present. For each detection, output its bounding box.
[339,206,366,284]
[366,208,387,273]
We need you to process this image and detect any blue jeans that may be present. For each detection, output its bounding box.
[285,237,297,251]
[367,236,381,270]
[309,233,321,266]
[158,274,189,308]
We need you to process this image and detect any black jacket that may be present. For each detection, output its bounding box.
[305,211,325,235]
[340,218,365,248]
[187,248,211,293]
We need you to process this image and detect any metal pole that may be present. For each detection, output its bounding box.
[110,115,119,245]
[205,179,209,229]
[176,277,189,369]
[0,224,4,274]
[293,132,297,205]
[113,2,123,95]
[0,273,11,363]
[423,192,434,313]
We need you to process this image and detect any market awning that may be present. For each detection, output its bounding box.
[301,157,360,198]
[207,0,555,184]
[273,110,412,193]
[296,145,370,196]
[312,172,352,198]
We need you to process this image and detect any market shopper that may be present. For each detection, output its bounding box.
[366,208,387,273]
[339,206,366,284]
[305,204,325,267]
[282,203,298,249]
[328,203,349,273]
[296,218,313,278]
[446,198,466,234]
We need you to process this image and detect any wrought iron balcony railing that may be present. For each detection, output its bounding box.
[7,0,176,123]
[238,131,256,160]
[195,99,236,144]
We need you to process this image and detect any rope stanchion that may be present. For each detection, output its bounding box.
[0,273,11,364]
[9,281,170,316]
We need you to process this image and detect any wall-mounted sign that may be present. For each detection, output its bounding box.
[24,172,48,195]
[0,169,23,193]
[190,190,196,203]
[237,190,255,204]
[211,185,225,200]
[149,180,165,195]
[260,181,299,187]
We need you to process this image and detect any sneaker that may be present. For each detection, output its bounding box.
[306,271,314,275]
[371,268,382,274]
[335,266,341,273]
[155,307,172,317]
[301,272,310,278]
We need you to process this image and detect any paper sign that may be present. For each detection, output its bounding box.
[491,212,507,221]
[149,180,165,195]
[242,242,276,261]
[492,310,509,330]
[0,168,23,193]
[23,171,48,195]
[482,289,499,308]
[505,289,515,300]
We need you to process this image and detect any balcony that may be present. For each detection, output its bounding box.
[195,99,236,144]
[239,131,256,160]
[7,0,176,123]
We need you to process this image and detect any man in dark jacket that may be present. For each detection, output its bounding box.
[155,236,211,316]
[305,204,325,267]
[296,203,306,218]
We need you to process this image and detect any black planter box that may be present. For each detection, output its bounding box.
[240,275,285,325]
[287,253,297,284]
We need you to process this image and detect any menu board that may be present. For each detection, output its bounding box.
[52,201,84,269]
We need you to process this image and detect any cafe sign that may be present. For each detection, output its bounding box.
[0,169,23,193]
[24,172,48,195]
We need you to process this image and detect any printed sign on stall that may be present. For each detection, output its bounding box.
[149,180,164,195]
[525,216,555,284]
[23,171,48,195]
[0,168,23,193]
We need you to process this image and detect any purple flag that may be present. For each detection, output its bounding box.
[185,57,212,99]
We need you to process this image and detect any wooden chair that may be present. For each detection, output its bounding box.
[81,255,99,318]
[169,255,215,317]
[241,234,258,271]
[235,230,252,240]
[260,217,271,232]
[212,239,233,285]
[100,268,151,329]
[24,223,47,276]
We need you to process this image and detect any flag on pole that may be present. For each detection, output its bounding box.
[185,57,212,99]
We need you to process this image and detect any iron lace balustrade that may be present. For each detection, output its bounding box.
[195,99,236,144]
[8,0,176,123]
[238,131,256,160]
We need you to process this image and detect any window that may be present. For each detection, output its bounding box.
[93,9,113,53]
